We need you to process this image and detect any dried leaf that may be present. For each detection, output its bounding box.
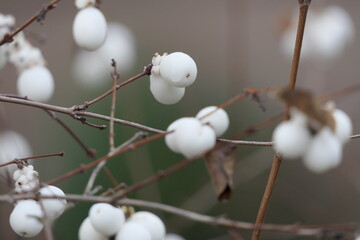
[277,88,335,132]
[205,141,237,201]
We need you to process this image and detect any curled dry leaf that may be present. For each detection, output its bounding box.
[205,141,237,201]
[277,88,336,132]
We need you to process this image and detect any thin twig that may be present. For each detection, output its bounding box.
[109,59,120,152]
[0,0,62,46]
[319,83,360,103]
[0,152,64,168]
[218,139,273,146]
[351,134,360,139]
[252,1,311,240]
[81,64,152,109]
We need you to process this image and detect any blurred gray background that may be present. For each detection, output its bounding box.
[0,0,360,239]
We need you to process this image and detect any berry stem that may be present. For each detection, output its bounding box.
[0,152,64,168]
[82,64,152,108]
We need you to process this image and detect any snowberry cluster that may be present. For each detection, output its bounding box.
[9,165,66,237]
[272,106,352,173]
[0,14,55,102]
[79,203,166,240]
[150,52,197,104]
[73,0,107,51]
[165,106,229,158]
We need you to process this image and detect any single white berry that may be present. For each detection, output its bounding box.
[272,119,312,159]
[73,6,107,51]
[332,108,352,144]
[89,203,125,236]
[159,52,197,88]
[166,117,216,158]
[303,127,342,173]
[129,211,166,240]
[177,123,216,158]
[166,233,186,240]
[10,200,44,238]
[150,75,185,104]
[75,0,96,9]
[78,217,107,240]
[17,65,55,102]
[196,106,229,137]
[39,185,67,221]
[165,117,195,154]
[115,221,152,240]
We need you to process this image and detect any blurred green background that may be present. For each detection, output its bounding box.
[0,0,360,239]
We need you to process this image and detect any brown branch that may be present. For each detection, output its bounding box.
[81,64,152,109]
[3,193,358,237]
[0,152,64,168]
[0,0,62,46]
[252,1,311,240]
[0,94,164,134]
[319,83,360,103]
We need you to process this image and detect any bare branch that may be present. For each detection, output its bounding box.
[0,0,62,46]
[252,1,311,239]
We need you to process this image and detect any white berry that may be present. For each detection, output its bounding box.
[165,117,216,158]
[176,122,216,158]
[89,203,125,236]
[165,117,194,153]
[332,108,352,144]
[39,185,67,221]
[196,106,229,137]
[150,75,185,104]
[10,200,44,238]
[17,65,55,102]
[115,221,151,240]
[78,217,107,240]
[73,6,107,51]
[303,127,342,173]
[129,211,166,240]
[159,52,197,87]
[272,119,311,159]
